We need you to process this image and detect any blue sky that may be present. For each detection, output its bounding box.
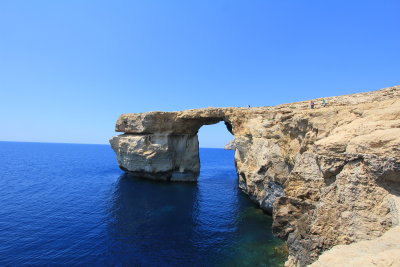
[0,0,399,147]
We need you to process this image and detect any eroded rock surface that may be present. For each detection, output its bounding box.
[110,133,200,181]
[110,109,234,181]
[224,140,236,150]
[310,196,400,267]
[110,85,400,266]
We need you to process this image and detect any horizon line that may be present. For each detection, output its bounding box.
[0,140,225,149]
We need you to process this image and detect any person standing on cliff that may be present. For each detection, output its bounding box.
[321,99,328,107]
[310,100,315,109]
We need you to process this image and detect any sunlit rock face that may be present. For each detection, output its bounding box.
[109,134,200,181]
[110,86,400,266]
[224,140,236,150]
[110,109,231,181]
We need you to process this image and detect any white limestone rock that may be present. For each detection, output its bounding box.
[110,133,200,181]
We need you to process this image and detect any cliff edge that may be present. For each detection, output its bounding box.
[110,85,400,266]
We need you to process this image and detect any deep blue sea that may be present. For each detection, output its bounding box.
[0,142,286,266]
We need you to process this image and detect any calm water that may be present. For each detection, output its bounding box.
[0,142,286,266]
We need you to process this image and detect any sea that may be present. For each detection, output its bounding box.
[0,142,286,266]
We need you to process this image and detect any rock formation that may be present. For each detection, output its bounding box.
[110,85,400,266]
[310,195,400,266]
[224,140,236,150]
[109,109,229,181]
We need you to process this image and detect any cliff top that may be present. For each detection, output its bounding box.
[115,85,400,135]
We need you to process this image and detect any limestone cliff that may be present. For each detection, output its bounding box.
[224,140,236,150]
[110,85,400,266]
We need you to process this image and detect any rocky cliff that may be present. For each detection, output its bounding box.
[110,85,400,266]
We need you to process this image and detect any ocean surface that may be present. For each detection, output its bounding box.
[0,142,286,266]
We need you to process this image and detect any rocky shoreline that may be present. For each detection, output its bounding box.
[110,85,400,266]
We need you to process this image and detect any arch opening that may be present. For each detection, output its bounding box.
[197,121,233,149]
[196,121,236,184]
[110,111,237,182]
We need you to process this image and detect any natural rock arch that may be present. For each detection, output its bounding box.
[109,86,400,266]
[110,109,234,181]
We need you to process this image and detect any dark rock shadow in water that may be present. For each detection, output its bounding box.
[105,173,202,266]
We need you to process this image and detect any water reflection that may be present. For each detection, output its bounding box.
[105,149,286,266]
[0,143,285,266]
[107,174,201,266]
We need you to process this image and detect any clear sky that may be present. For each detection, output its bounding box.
[0,0,399,148]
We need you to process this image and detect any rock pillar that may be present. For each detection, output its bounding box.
[110,133,200,181]
[110,110,225,181]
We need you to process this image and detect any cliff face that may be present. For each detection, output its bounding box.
[109,109,225,181]
[110,86,400,266]
[110,133,200,181]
